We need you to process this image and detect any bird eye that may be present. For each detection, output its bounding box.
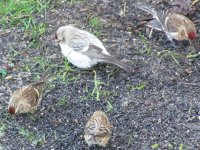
[55,33,58,40]
[99,127,108,132]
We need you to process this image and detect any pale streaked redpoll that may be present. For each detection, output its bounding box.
[8,71,49,115]
[54,25,134,72]
[84,111,112,147]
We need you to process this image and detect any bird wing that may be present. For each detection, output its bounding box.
[82,45,110,59]
[67,27,107,54]
[165,13,188,32]
[146,19,163,31]
[67,33,90,51]
[154,10,169,28]
[136,5,156,16]
[136,5,169,32]
[31,80,45,94]
[30,70,49,94]
[12,86,40,107]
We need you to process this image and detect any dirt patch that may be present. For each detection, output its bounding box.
[1,0,200,149]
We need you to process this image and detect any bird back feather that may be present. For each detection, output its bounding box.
[84,45,134,72]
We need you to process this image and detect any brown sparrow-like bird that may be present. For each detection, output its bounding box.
[136,5,197,42]
[84,111,112,147]
[8,71,49,115]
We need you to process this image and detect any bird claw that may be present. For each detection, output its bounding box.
[148,28,153,38]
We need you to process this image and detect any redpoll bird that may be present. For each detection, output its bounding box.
[136,5,197,42]
[8,72,49,115]
[54,25,134,72]
[84,111,112,147]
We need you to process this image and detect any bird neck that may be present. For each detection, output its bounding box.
[59,42,73,57]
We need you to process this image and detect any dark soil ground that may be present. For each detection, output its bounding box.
[1,0,200,149]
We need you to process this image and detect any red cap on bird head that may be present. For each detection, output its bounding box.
[8,106,15,115]
[188,31,196,40]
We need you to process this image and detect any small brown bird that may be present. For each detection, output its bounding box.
[136,5,197,42]
[8,71,49,115]
[84,111,112,147]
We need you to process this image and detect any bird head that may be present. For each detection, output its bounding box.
[187,31,197,41]
[8,106,16,115]
[8,100,22,115]
[54,26,70,43]
[84,134,95,146]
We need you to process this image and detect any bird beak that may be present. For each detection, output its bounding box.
[12,113,16,118]
[50,33,60,46]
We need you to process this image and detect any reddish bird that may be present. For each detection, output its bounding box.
[136,5,197,42]
[8,71,50,115]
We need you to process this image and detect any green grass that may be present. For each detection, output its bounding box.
[167,143,174,149]
[26,113,37,121]
[23,19,46,45]
[186,52,200,62]
[22,55,58,76]
[7,43,21,61]
[0,0,48,26]
[138,32,152,54]
[58,96,67,106]
[127,132,139,146]
[67,0,85,3]
[46,58,81,86]
[92,30,101,37]
[151,143,159,149]
[56,59,74,82]
[80,70,115,101]
[89,17,102,28]
[128,134,133,146]
[34,56,48,70]
[22,57,45,73]
[81,70,106,101]
[0,0,49,48]
[18,127,46,146]
[63,59,75,73]
[179,144,186,150]
[128,82,147,91]
[157,50,182,65]
[106,101,113,112]
[56,59,80,83]
[0,123,6,136]
[91,70,104,101]
[0,68,8,78]
[101,90,113,98]
[88,16,103,37]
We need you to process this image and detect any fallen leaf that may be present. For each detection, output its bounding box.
[0,68,7,78]
[5,75,13,80]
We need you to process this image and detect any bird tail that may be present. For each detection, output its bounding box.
[32,69,51,91]
[136,4,167,30]
[38,69,51,82]
[135,5,156,16]
[102,57,134,72]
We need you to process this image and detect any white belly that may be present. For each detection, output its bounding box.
[60,43,96,68]
[67,51,95,68]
